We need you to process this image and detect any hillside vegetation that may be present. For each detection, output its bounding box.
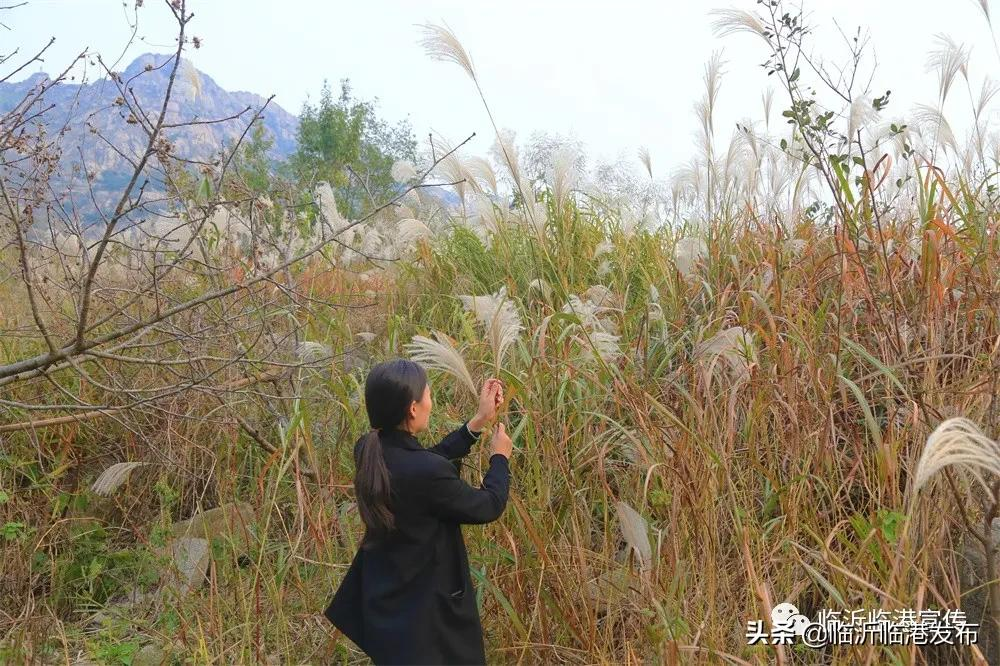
[3,1,1000,664]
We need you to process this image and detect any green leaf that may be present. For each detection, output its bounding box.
[839,336,907,396]
[789,67,800,83]
[470,566,528,639]
[831,159,856,205]
[800,560,848,608]
[197,175,212,203]
[838,374,882,447]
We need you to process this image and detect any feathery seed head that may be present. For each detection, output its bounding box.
[91,462,152,496]
[913,417,1000,495]
[419,23,476,81]
[391,159,418,183]
[403,331,477,399]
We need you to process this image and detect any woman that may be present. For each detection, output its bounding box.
[324,358,513,665]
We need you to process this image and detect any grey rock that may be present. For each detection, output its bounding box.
[170,502,256,548]
[162,536,210,595]
[132,644,168,666]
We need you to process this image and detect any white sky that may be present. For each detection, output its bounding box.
[4,0,997,176]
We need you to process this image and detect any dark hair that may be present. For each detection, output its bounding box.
[355,358,428,539]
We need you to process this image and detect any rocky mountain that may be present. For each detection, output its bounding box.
[0,53,299,224]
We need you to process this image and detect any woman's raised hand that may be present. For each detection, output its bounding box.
[473,378,504,426]
[489,422,513,460]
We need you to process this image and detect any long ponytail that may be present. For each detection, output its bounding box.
[355,428,394,537]
[354,359,428,541]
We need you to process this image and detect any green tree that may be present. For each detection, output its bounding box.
[290,79,416,220]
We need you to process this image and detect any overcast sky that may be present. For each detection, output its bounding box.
[5,0,997,176]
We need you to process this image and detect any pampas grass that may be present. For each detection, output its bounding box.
[315,181,345,228]
[584,284,619,310]
[420,23,537,232]
[563,294,617,335]
[391,159,417,183]
[912,103,959,154]
[91,462,152,496]
[615,500,652,575]
[576,329,623,364]
[395,218,433,245]
[972,0,992,23]
[551,146,580,212]
[693,326,755,384]
[404,331,478,399]
[465,156,498,194]
[458,286,524,368]
[912,417,1000,495]
[593,239,614,259]
[418,23,476,80]
[295,341,332,364]
[637,147,653,179]
[847,94,879,141]
[527,277,553,302]
[674,237,708,279]
[709,7,768,41]
[926,33,970,104]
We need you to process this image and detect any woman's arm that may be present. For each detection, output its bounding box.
[420,453,510,524]
[425,420,481,461]
[426,379,500,460]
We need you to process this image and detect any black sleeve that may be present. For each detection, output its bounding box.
[425,421,478,461]
[421,453,510,524]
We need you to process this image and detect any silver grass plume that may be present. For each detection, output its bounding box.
[912,104,959,154]
[575,329,623,364]
[527,277,553,302]
[638,147,653,179]
[594,239,614,259]
[465,156,498,193]
[971,0,991,24]
[391,159,417,183]
[296,341,333,364]
[847,94,880,142]
[315,182,345,229]
[550,145,581,212]
[925,34,970,104]
[912,417,1000,495]
[563,294,616,334]
[763,88,775,130]
[615,500,652,575]
[710,8,768,42]
[419,24,536,232]
[470,192,504,233]
[975,78,1000,122]
[91,462,152,496]
[419,23,476,80]
[431,135,477,205]
[404,331,478,399]
[674,237,708,279]
[458,286,524,367]
[491,129,525,189]
[395,218,433,245]
[694,326,755,384]
[648,284,664,322]
[584,284,620,310]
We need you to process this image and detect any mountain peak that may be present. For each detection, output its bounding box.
[122,52,178,78]
[0,55,300,227]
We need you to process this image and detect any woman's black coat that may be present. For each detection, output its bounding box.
[324,422,511,665]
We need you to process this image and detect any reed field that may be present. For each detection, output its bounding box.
[3,1,1000,664]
